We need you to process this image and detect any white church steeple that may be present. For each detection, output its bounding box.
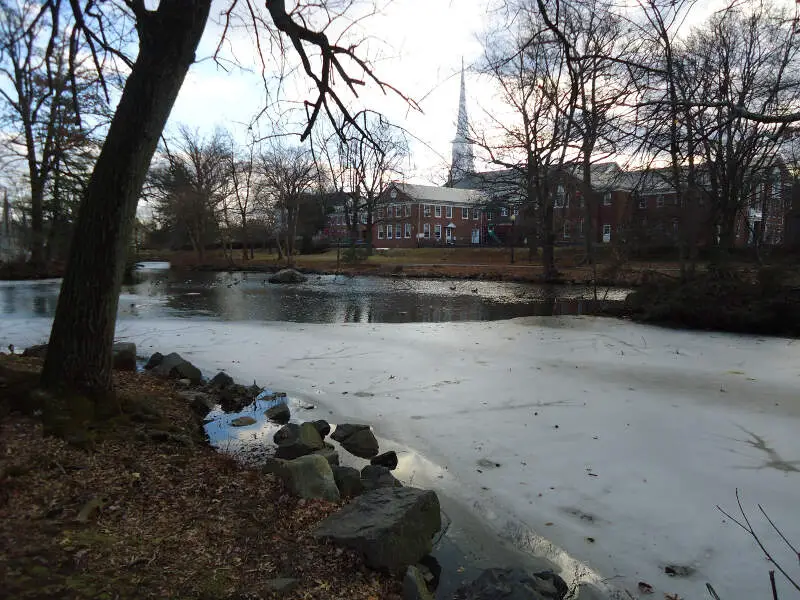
[449,60,475,185]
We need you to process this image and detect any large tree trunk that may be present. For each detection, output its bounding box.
[29,179,45,268]
[41,2,211,395]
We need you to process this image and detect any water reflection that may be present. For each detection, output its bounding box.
[1,269,629,323]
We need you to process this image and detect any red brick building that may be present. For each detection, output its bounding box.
[325,183,489,248]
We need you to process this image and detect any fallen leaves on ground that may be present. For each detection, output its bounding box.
[0,355,399,599]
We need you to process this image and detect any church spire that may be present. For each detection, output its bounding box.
[449,59,475,185]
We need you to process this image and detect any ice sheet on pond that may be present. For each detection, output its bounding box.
[2,315,798,599]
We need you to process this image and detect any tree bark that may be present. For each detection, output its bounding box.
[41,2,211,394]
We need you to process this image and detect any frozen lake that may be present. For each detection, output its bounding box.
[1,280,798,599]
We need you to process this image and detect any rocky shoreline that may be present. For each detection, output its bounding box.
[136,346,575,600]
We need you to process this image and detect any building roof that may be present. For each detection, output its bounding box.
[389,182,486,206]
[453,162,626,193]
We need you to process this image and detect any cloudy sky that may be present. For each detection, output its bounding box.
[165,0,791,184]
[168,0,492,184]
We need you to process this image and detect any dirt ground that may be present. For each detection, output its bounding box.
[0,355,400,600]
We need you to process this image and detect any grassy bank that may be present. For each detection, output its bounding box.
[139,247,693,286]
[0,355,398,600]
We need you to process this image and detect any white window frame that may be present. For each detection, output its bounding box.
[602,224,612,240]
[656,195,665,208]
[603,192,612,206]
[360,212,367,225]
[435,205,442,218]
[501,207,509,217]
[386,224,393,239]
[472,208,479,220]
[563,221,571,239]
[462,207,469,220]
[377,208,384,219]
[513,208,519,217]
[578,218,584,234]
[405,223,412,238]
[446,206,453,219]
[434,224,442,239]
[638,195,646,209]
[424,205,431,217]
[405,205,411,217]
[423,223,431,239]
[396,205,402,218]
[377,225,385,239]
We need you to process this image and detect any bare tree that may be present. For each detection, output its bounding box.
[0,0,105,268]
[340,111,408,254]
[224,133,260,261]
[151,126,229,262]
[260,145,319,266]
[39,0,408,395]
[478,4,578,280]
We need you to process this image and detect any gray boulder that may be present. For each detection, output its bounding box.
[361,464,402,492]
[404,565,435,600]
[144,352,163,370]
[112,342,137,371]
[312,419,331,439]
[313,443,340,466]
[371,450,399,470]
[313,487,441,573]
[331,423,370,442]
[265,403,291,424]
[210,371,234,389]
[218,384,253,412]
[274,422,324,460]
[276,454,340,502]
[332,423,379,459]
[268,268,308,284]
[177,391,216,417]
[454,568,569,600]
[332,465,363,498]
[151,352,202,384]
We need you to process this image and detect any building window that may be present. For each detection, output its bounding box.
[377,208,384,219]
[603,192,612,206]
[513,207,519,217]
[424,205,431,217]
[377,225,384,239]
[405,205,411,217]
[578,218,584,234]
[472,208,479,220]
[656,195,665,208]
[423,223,430,239]
[500,207,508,217]
[386,224,393,239]
[602,224,612,242]
[563,221,571,239]
[446,206,453,219]
[462,207,469,219]
[435,205,442,218]
[672,218,679,235]
[487,211,494,220]
[638,195,646,209]
[405,223,412,238]
[578,193,585,208]
[554,195,565,209]
[434,224,442,239]
[361,212,368,225]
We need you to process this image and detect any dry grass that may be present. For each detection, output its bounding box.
[0,355,400,600]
